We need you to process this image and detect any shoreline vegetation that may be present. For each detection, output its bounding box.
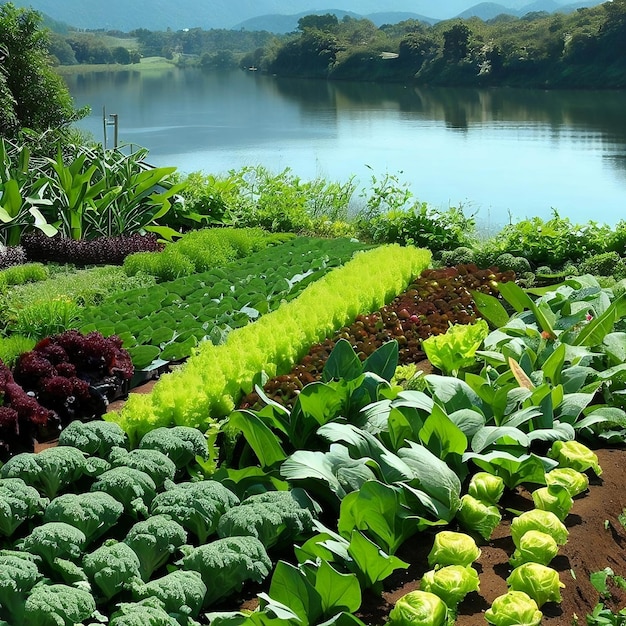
[46,1,626,90]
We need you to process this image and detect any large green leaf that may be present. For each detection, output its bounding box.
[311,560,361,616]
[419,404,468,461]
[227,410,287,469]
[362,340,399,381]
[338,481,422,554]
[573,291,626,346]
[281,445,376,500]
[397,441,462,522]
[323,339,362,382]
[471,289,511,328]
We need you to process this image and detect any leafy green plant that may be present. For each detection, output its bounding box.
[484,591,542,626]
[422,319,489,376]
[6,296,80,339]
[388,590,448,626]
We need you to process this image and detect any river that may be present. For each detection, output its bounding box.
[65,67,626,230]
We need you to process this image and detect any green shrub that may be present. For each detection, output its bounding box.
[0,334,36,367]
[440,247,475,267]
[579,252,626,278]
[358,203,475,253]
[0,263,49,290]
[495,254,532,275]
[7,297,80,339]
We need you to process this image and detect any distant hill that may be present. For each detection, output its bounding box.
[361,12,439,26]
[456,3,513,19]
[1,0,607,31]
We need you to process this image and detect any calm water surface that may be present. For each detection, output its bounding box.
[66,68,626,230]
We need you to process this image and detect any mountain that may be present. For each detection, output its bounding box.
[456,3,513,19]
[1,0,607,31]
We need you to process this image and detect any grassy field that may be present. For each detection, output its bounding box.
[55,56,175,76]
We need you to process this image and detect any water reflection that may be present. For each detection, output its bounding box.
[66,68,626,224]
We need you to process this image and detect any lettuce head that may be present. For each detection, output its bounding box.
[510,509,568,547]
[545,467,589,498]
[427,531,481,568]
[531,485,574,521]
[509,530,559,568]
[484,591,543,626]
[548,440,602,477]
[506,562,565,607]
[389,590,448,626]
[420,565,479,609]
[468,472,505,505]
[456,494,502,541]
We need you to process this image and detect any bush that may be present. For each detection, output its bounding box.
[0,263,49,291]
[495,253,531,275]
[440,247,475,267]
[578,252,626,278]
[22,232,163,265]
[358,203,475,253]
[0,245,26,270]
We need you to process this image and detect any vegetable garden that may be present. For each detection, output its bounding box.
[2,138,626,625]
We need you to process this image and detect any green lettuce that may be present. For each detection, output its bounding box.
[510,509,568,547]
[420,565,479,609]
[544,468,589,498]
[531,485,573,521]
[427,531,481,569]
[509,530,559,568]
[467,472,505,505]
[506,563,565,607]
[422,320,489,376]
[456,494,502,541]
[548,440,602,477]
[389,590,448,626]
[484,591,542,626]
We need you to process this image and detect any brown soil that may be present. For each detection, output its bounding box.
[364,446,626,626]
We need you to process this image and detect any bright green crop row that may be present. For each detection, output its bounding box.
[108,245,431,443]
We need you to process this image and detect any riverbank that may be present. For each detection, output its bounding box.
[55,56,176,76]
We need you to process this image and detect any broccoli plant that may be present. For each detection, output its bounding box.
[83,541,142,601]
[108,447,176,489]
[90,467,157,518]
[109,596,180,626]
[24,583,96,626]
[130,570,207,619]
[217,489,317,550]
[150,480,239,543]
[0,446,87,499]
[124,515,188,581]
[17,522,86,573]
[43,491,124,544]
[181,536,272,607]
[0,553,42,623]
[57,419,128,458]
[138,426,209,470]
[0,477,48,537]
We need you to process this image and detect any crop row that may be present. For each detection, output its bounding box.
[107,244,432,443]
[80,236,372,369]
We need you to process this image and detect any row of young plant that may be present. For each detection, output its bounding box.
[79,236,371,369]
[107,244,432,444]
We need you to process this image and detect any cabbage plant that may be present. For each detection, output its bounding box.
[467,472,504,505]
[509,530,559,568]
[456,494,501,541]
[548,440,602,477]
[427,531,481,568]
[420,564,479,610]
[506,562,565,607]
[510,509,568,547]
[388,590,448,626]
[531,485,573,521]
[544,467,589,498]
[484,591,542,626]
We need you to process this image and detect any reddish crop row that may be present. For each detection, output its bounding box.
[240,264,514,409]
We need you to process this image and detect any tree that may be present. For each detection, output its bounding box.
[443,23,471,61]
[297,14,339,33]
[0,3,86,139]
